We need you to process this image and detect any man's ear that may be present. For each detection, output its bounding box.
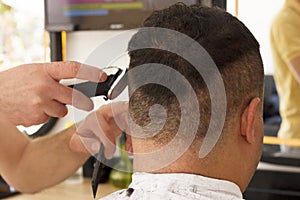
[241,97,261,144]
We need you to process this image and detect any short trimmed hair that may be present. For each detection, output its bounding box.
[128,3,264,144]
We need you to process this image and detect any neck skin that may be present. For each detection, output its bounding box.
[132,107,263,192]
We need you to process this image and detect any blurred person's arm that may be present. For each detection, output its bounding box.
[0,102,131,194]
[0,121,89,193]
[289,56,300,84]
[271,10,300,85]
[0,61,107,127]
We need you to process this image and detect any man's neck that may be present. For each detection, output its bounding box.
[132,139,247,192]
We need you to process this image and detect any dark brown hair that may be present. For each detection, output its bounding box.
[127,3,264,143]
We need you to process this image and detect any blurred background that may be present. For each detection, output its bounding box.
[0,0,284,73]
[1,1,298,200]
[0,0,49,71]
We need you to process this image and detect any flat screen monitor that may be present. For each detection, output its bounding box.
[45,0,199,31]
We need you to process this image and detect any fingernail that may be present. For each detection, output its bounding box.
[79,103,93,112]
[128,147,133,155]
[100,72,107,82]
[86,102,94,111]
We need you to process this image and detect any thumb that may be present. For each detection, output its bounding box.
[125,134,133,154]
[70,134,101,155]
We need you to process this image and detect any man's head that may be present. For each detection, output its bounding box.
[127,3,264,191]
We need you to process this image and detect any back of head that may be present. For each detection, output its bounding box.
[128,3,264,150]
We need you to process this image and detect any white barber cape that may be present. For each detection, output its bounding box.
[101,172,244,200]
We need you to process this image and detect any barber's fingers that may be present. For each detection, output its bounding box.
[23,113,50,127]
[125,134,133,154]
[70,134,98,155]
[77,112,118,158]
[98,102,129,131]
[44,100,68,118]
[45,61,107,82]
[44,61,108,111]
[75,102,129,158]
[94,111,120,159]
[70,134,117,161]
[89,137,116,159]
[53,83,94,111]
[111,103,132,154]
[69,134,88,154]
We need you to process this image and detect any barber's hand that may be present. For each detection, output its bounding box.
[0,61,107,126]
[69,102,132,159]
